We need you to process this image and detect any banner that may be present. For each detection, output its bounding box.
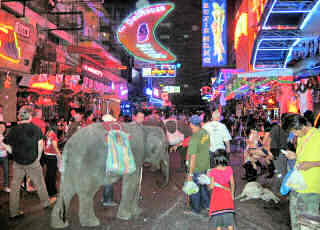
[202,0,227,67]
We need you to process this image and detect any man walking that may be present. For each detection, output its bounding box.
[203,107,231,165]
[5,106,55,219]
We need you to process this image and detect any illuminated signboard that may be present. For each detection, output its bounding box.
[117,3,176,63]
[142,64,176,78]
[162,86,180,93]
[202,0,227,67]
[83,64,103,78]
[0,23,21,64]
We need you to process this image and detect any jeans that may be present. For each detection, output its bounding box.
[102,184,114,203]
[44,155,58,197]
[189,172,210,213]
[0,157,9,187]
[290,191,320,230]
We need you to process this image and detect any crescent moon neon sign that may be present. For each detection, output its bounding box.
[117,3,176,63]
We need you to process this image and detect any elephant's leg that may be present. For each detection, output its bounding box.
[117,168,142,220]
[51,173,75,229]
[78,188,100,227]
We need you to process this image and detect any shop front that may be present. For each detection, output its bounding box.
[0,10,37,122]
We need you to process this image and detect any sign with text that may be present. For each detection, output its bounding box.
[117,3,176,63]
[142,64,176,78]
[162,86,180,93]
[202,0,227,67]
[0,10,37,73]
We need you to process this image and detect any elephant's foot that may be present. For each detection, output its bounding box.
[51,219,69,229]
[51,206,69,229]
[116,209,132,221]
[132,206,143,217]
[79,215,100,227]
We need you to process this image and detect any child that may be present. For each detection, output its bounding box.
[208,149,235,230]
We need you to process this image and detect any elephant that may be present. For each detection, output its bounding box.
[50,122,169,228]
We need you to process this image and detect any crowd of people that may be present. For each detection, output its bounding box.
[0,103,319,230]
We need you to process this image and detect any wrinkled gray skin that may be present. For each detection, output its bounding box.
[51,123,168,228]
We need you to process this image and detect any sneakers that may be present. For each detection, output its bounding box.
[3,187,11,193]
[44,197,57,209]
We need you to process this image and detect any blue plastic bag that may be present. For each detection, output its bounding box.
[280,169,293,195]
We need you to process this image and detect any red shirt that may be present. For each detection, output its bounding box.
[31,117,46,134]
[44,131,58,155]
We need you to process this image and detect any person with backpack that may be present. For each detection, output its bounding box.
[5,106,56,219]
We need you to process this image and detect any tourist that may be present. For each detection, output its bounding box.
[5,106,55,219]
[283,114,320,230]
[43,122,62,198]
[203,107,231,166]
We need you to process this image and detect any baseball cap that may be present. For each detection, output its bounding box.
[189,115,202,126]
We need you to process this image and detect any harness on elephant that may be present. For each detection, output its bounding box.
[102,122,136,175]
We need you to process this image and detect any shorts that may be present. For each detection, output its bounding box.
[209,213,235,229]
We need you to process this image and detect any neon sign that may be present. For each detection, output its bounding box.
[234,13,247,50]
[202,0,228,67]
[142,64,176,78]
[117,3,176,63]
[31,82,55,91]
[0,23,21,64]
[83,64,103,77]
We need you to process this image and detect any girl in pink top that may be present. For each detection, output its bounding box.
[208,149,235,230]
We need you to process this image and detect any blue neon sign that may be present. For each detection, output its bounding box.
[202,0,227,67]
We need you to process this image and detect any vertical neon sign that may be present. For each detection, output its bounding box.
[202,0,227,67]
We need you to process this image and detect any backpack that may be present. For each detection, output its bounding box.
[164,119,184,146]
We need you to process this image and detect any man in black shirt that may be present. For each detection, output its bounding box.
[5,105,55,218]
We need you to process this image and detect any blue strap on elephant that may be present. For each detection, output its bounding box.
[104,122,136,175]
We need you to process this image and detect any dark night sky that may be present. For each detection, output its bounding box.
[105,0,238,105]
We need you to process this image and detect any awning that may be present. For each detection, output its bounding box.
[68,41,121,68]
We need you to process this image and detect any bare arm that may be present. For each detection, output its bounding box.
[225,140,230,153]
[209,176,215,190]
[1,141,12,154]
[38,139,43,161]
[230,175,235,200]
[187,154,196,181]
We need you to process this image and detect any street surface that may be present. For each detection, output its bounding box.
[0,144,290,230]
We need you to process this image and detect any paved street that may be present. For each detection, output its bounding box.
[0,146,290,230]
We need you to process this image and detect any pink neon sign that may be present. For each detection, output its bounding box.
[117,3,176,63]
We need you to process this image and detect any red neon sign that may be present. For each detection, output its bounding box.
[117,3,176,63]
[234,13,247,50]
[0,23,21,64]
